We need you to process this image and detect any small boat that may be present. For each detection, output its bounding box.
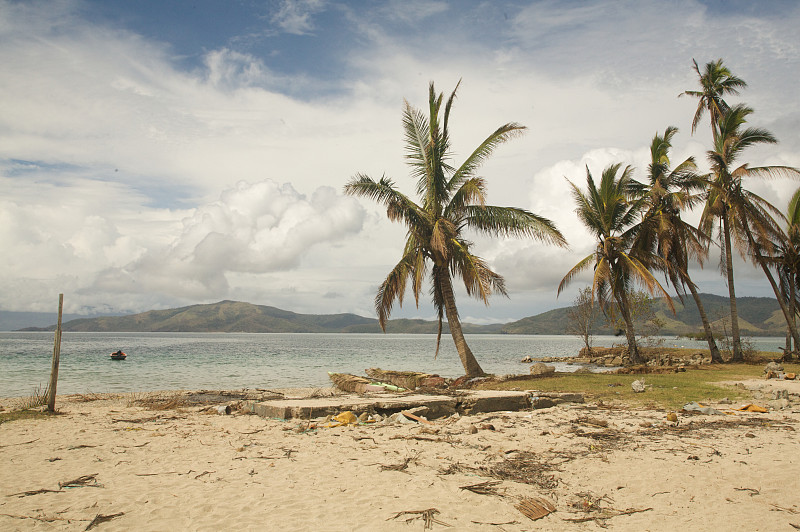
[110,350,127,360]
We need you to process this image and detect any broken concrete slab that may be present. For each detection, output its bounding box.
[244,389,587,420]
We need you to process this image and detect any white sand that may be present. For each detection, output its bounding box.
[1,386,799,531]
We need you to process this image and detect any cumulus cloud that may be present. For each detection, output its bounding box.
[92,179,365,299]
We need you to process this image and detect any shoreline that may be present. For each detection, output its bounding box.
[2,382,799,530]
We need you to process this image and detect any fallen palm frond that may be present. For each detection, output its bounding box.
[7,488,62,498]
[59,474,102,488]
[476,451,561,490]
[515,497,556,521]
[380,451,420,472]
[562,506,652,523]
[459,480,505,496]
[85,512,124,530]
[389,508,451,529]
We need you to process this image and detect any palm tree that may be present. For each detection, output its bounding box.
[345,81,567,377]
[630,127,723,362]
[775,188,800,358]
[559,163,673,365]
[681,58,747,141]
[700,104,800,361]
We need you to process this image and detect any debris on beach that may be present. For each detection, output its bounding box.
[681,402,724,415]
[365,368,446,390]
[328,372,406,393]
[631,379,646,393]
[515,496,556,521]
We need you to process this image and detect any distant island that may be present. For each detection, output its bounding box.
[11,294,788,337]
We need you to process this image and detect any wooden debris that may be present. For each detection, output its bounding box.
[515,497,556,521]
[388,508,451,529]
[400,410,434,425]
[85,512,124,530]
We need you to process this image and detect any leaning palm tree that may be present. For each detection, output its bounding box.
[629,126,723,362]
[345,81,567,377]
[681,58,747,141]
[559,163,673,365]
[700,104,800,361]
[775,188,800,357]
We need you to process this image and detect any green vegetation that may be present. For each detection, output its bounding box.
[0,408,56,425]
[482,363,800,410]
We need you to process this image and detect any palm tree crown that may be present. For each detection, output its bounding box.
[681,58,747,139]
[345,81,566,377]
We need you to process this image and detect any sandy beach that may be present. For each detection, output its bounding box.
[1,382,799,531]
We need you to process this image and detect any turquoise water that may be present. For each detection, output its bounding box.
[0,332,786,398]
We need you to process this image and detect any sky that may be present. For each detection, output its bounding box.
[1,0,799,324]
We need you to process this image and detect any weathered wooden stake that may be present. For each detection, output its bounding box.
[46,293,64,412]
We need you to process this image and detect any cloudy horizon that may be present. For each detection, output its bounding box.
[2,0,799,324]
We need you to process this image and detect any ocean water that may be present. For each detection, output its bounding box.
[0,332,787,398]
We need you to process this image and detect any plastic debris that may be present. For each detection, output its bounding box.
[736,404,769,413]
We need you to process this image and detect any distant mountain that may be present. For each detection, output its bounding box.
[9,294,787,336]
[16,300,502,334]
[500,293,788,337]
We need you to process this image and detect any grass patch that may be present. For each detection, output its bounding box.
[0,408,57,425]
[482,363,800,410]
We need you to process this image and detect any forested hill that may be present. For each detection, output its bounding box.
[500,293,787,337]
[18,300,502,334]
[14,295,786,336]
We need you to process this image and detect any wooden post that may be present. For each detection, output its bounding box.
[46,294,64,412]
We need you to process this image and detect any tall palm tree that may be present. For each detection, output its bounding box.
[681,58,747,141]
[345,81,567,377]
[775,188,800,357]
[630,127,723,362]
[700,104,800,361]
[559,163,673,365]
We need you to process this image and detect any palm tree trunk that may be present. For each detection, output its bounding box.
[790,281,797,358]
[722,214,743,361]
[617,291,642,365]
[440,275,485,378]
[684,275,724,363]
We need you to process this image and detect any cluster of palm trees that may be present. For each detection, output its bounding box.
[345,62,799,378]
[560,59,800,364]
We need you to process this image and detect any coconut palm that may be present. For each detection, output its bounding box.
[345,81,567,377]
[700,104,800,361]
[629,126,723,362]
[559,163,673,365]
[775,188,800,357]
[681,58,747,141]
